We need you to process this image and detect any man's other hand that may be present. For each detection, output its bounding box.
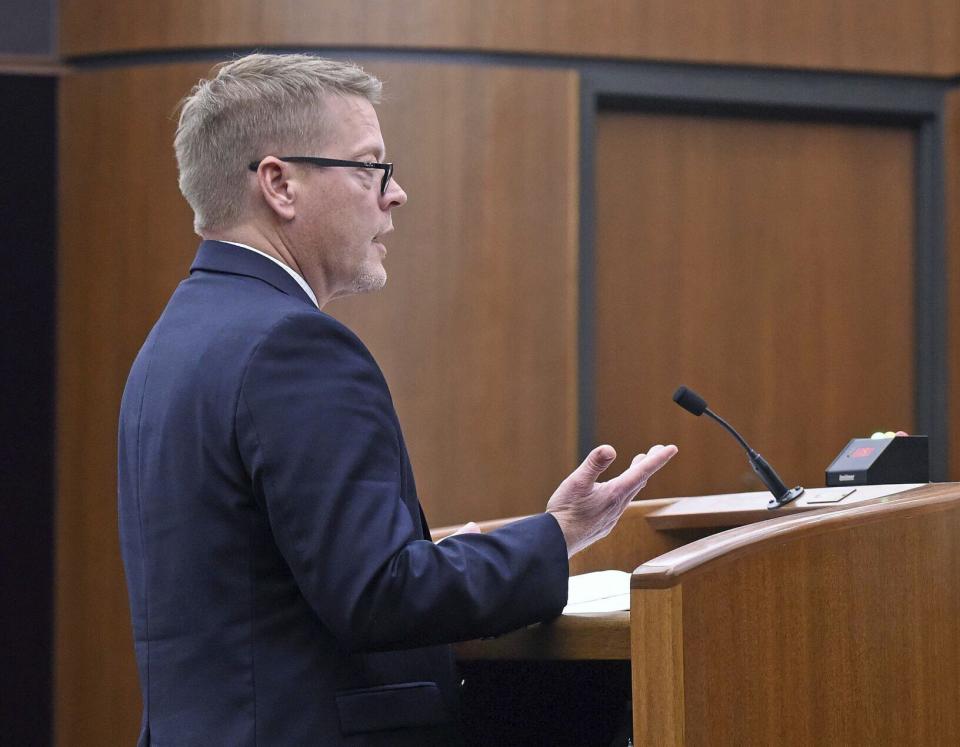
[546,444,678,557]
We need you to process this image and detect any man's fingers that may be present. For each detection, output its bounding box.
[574,445,617,483]
[640,444,677,475]
[612,444,677,494]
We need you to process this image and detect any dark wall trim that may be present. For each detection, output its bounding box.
[59,45,960,90]
[915,119,949,478]
[583,63,946,119]
[62,46,954,475]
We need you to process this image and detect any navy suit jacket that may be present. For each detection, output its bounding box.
[118,241,569,746]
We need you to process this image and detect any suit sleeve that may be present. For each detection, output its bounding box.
[236,310,568,651]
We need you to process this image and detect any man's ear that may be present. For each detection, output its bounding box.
[254,157,298,221]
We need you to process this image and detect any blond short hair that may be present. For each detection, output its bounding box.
[174,53,382,234]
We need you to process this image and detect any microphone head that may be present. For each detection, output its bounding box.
[673,386,708,416]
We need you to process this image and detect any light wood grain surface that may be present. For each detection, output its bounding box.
[633,482,948,585]
[56,65,202,747]
[595,112,916,502]
[645,483,921,530]
[326,61,580,527]
[59,0,960,77]
[631,586,685,746]
[638,481,960,744]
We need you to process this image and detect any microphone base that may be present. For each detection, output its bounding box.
[767,486,805,510]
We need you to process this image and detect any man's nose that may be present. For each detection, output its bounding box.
[382,177,407,209]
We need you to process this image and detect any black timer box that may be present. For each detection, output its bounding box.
[825,435,929,487]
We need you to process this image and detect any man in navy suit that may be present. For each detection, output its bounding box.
[118,53,677,745]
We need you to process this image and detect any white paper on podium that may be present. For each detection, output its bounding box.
[562,570,631,614]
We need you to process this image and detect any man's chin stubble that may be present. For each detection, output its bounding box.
[351,265,387,295]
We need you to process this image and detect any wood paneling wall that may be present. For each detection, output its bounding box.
[328,62,579,526]
[60,0,960,77]
[56,66,202,747]
[595,112,915,500]
[55,60,577,746]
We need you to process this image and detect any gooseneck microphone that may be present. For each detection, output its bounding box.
[672,385,804,509]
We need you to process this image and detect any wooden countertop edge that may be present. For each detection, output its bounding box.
[454,611,631,661]
[631,483,954,589]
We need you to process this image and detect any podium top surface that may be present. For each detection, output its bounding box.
[645,483,923,530]
[634,482,955,588]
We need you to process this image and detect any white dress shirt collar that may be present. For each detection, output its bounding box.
[217,240,319,308]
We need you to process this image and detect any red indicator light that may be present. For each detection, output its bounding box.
[850,447,875,459]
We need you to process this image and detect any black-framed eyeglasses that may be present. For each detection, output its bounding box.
[248,156,394,195]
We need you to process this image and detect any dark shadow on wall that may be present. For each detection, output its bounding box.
[0,73,56,747]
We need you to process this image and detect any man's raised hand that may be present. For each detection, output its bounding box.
[546,444,678,557]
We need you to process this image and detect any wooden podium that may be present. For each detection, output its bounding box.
[436,483,960,745]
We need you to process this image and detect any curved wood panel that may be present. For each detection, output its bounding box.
[595,111,916,502]
[632,482,944,586]
[631,481,960,744]
[56,59,577,745]
[60,0,960,77]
